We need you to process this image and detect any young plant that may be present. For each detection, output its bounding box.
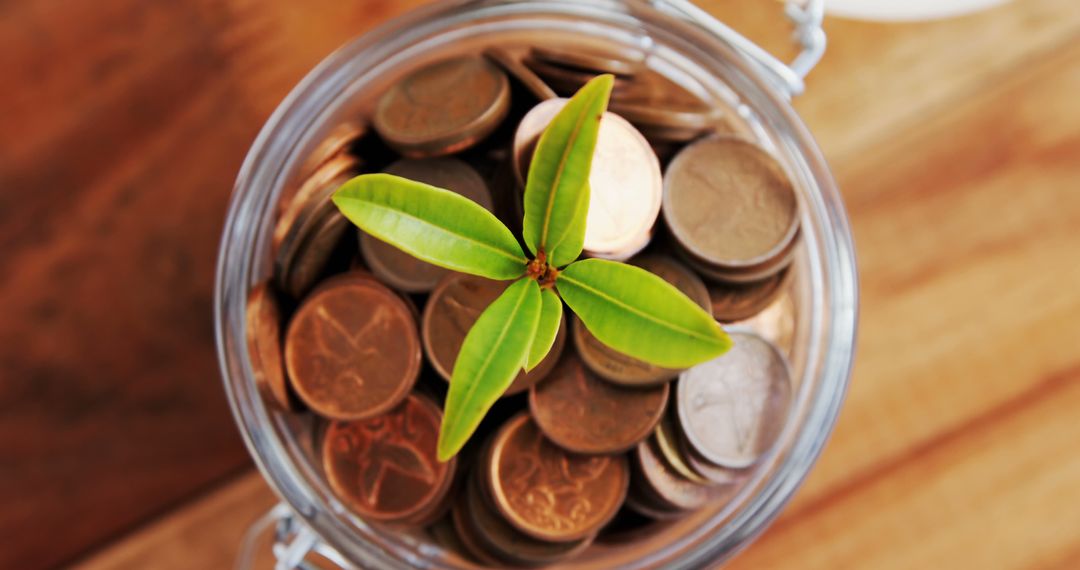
[333,75,732,461]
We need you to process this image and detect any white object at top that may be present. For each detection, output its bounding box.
[825,0,1011,22]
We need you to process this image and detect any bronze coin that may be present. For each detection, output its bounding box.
[663,137,800,270]
[608,73,719,143]
[450,483,504,566]
[709,267,791,323]
[652,411,711,485]
[322,394,456,523]
[632,438,733,512]
[245,280,298,412]
[675,331,792,469]
[360,158,493,293]
[529,45,644,77]
[422,273,565,395]
[522,56,633,98]
[573,255,709,386]
[285,273,421,420]
[281,208,351,299]
[274,153,358,252]
[677,228,800,285]
[374,56,510,157]
[467,466,591,566]
[486,413,629,542]
[296,121,365,182]
[529,355,668,454]
[483,46,558,102]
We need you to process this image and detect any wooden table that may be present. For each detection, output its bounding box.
[3,0,1078,568]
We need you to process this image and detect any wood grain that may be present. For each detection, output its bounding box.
[6,0,1080,568]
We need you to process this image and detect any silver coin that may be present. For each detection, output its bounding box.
[676,331,792,468]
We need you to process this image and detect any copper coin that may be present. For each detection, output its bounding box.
[245,280,297,412]
[709,267,791,323]
[487,414,629,542]
[529,45,644,77]
[483,47,558,102]
[573,255,709,386]
[322,394,456,523]
[652,411,711,485]
[664,137,800,270]
[297,121,365,181]
[360,158,493,293]
[450,483,504,566]
[675,331,792,468]
[632,438,733,512]
[514,100,661,259]
[529,355,668,454]
[374,56,510,157]
[677,228,800,285]
[422,273,565,395]
[609,74,720,143]
[285,273,421,420]
[467,466,591,566]
[281,208,351,299]
[522,56,633,98]
[274,153,358,251]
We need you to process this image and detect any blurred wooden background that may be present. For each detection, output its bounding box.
[2,0,1078,568]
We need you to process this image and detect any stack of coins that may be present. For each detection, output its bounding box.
[243,44,803,566]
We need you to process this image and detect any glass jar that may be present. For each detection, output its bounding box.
[215,0,858,568]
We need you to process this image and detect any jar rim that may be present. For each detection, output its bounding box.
[215,1,858,568]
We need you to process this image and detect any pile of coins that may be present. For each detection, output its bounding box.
[245,43,801,566]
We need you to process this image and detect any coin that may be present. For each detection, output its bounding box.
[450,483,505,566]
[467,466,591,566]
[652,411,711,485]
[677,228,800,285]
[732,287,796,357]
[322,393,456,524]
[609,74,720,143]
[360,158,493,293]
[285,273,421,420]
[423,273,565,395]
[675,331,792,468]
[281,208,351,299]
[573,255,709,386]
[374,56,510,157]
[663,137,800,272]
[514,100,661,260]
[709,267,791,323]
[274,153,358,252]
[487,413,629,542]
[529,355,668,454]
[483,47,557,102]
[245,280,298,411]
[297,121,366,182]
[631,438,733,512]
[523,56,633,98]
[529,45,644,77]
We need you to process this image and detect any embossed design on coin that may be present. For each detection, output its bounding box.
[664,137,799,269]
[488,414,628,542]
[423,273,564,394]
[323,394,455,523]
[374,56,510,157]
[285,274,421,420]
[529,355,668,454]
[676,331,792,468]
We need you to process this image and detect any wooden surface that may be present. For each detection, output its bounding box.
[3,0,1079,568]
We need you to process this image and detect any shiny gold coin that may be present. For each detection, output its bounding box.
[374,56,510,157]
[483,47,557,102]
[245,280,297,411]
[573,255,709,386]
[360,158,493,293]
[487,414,629,542]
[529,45,644,77]
[664,137,800,273]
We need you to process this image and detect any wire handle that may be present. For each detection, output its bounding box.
[654,0,826,96]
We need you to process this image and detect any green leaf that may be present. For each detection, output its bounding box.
[557,259,732,369]
[522,75,613,261]
[525,288,563,371]
[438,278,542,461]
[333,173,527,280]
[547,182,589,268]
